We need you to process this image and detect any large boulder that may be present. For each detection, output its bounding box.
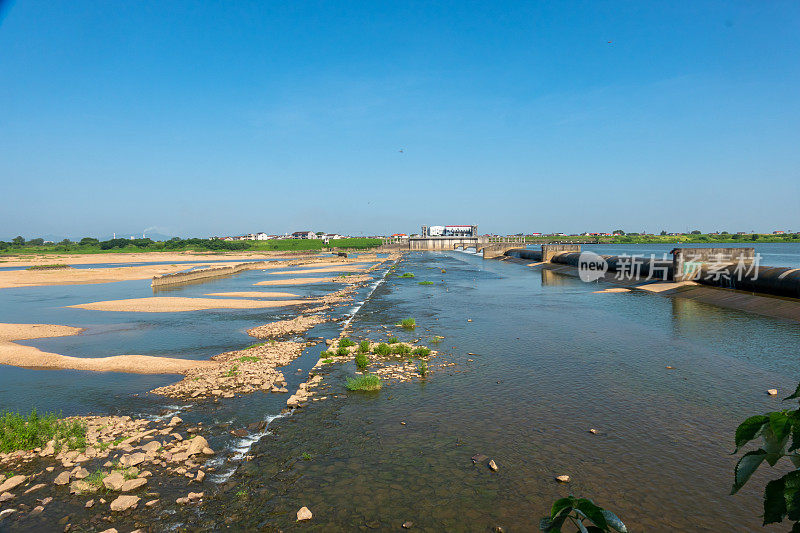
[109,495,139,512]
[121,478,147,492]
[53,471,71,485]
[0,475,26,492]
[103,472,125,491]
[186,436,209,456]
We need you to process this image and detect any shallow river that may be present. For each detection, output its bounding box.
[1,248,799,531]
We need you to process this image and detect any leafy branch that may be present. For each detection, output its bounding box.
[731,382,800,528]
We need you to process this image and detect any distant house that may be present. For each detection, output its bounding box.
[773,230,785,235]
[291,231,316,239]
[391,233,407,238]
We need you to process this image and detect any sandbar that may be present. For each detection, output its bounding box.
[267,264,374,275]
[254,277,345,286]
[67,296,314,312]
[0,323,210,374]
[0,263,234,290]
[204,291,300,298]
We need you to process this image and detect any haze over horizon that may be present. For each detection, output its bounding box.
[1,1,798,239]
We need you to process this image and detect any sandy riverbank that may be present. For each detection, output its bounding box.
[204,291,300,298]
[0,323,210,374]
[67,296,316,313]
[0,251,319,268]
[0,263,239,290]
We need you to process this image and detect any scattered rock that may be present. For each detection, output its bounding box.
[103,472,125,491]
[589,428,598,435]
[555,475,571,483]
[0,475,26,492]
[176,497,189,505]
[120,452,145,467]
[73,468,90,480]
[195,470,205,483]
[30,505,44,515]
[169,416,182,426]
[471,454,488,464]
[0,492,14,502]
[121,478,147,492]
[0,509,15,520]
[24,483,46,494]
[488,459,498,471]
[402,521,414,528]
[99,528,118,533]
[141,441,161,453]
[109,495,139,512]
[297,506,313,521]
[186,436,209,456]
[188,491,204,501]
[145,499,159,507]
[768,389,778,396]
[53,471,71,486]
[85,499,94,508]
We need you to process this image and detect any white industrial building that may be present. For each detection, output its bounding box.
[421,225,477,237]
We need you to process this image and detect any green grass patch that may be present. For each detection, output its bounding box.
[346,374,382,391]
[238,356,260,363]
[301,452,312,460]
[387,336,399,344]
[245,341,266,350]
[418,281,434,285]
[412,347,431,357]
[392,344,411,355]
[0,410,87,453]
[225,365,239,377]
[319,350,333,358]
[83,469,107,490]
[374,343,391,356]
[336,347,349,357]
[430,336,444,344]
[321,358,333,364]
[355,352,369,370]
[418,361,429,377]
[358,340,370,353]
[339,337,356,348]
[399,318,416,329]
[26,264,71,270]
[399,272,415,278]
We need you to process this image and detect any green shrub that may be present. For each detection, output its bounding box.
[387,336,399,344]
[319,350,333,358]
[225,365,239,377]
[339,338,356,348]
[392,344,411,355]
[374,343,391,356]
[399,318,416,329]
[412,347,431,357]
[238,356,259,363]
[418,281,434,285]
[417,360,428,377]
[0,410,87,453]
[355,352,369,370]
[399,272,415,278]
[322,358,333,364]
[336,347,349,357]
[346,374,382,391]
[358,340,370,353]
[302,452,312,460]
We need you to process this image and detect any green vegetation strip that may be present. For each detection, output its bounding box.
[1,237,383,255]
[0,410,87,453]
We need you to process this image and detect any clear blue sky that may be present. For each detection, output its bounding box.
[1,1,798,239]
